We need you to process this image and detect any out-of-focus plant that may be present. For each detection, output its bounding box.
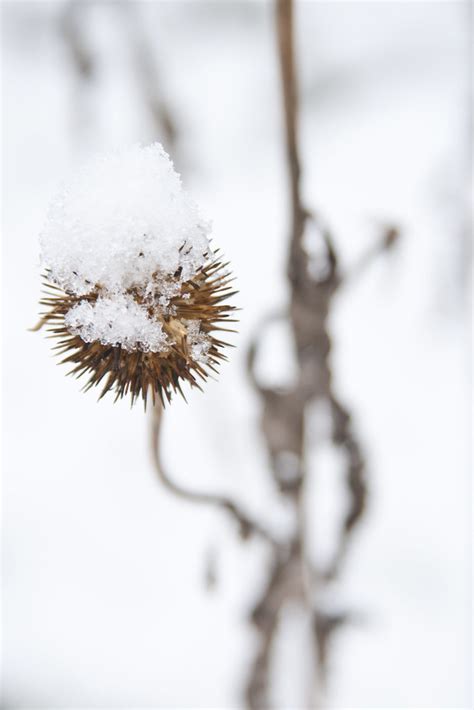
[149,2,398,706]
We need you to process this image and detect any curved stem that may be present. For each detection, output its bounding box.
[150,403,279,547]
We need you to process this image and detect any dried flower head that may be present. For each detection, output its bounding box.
[36,144,237,405]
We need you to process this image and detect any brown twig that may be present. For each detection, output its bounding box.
[150,403,279,547]
[59,0,95,81]
[246,542,302,709]
[324,393,367,580]
[276,0,304,233]
[243,0,396,705]
[118,3,177,152]
[60,2,178,154]
[344,224,400,287]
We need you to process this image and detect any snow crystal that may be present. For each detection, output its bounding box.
[186,320,212,364]
[40,143,211,296]
[64,295,169,353]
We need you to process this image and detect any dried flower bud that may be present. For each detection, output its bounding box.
[35,144,237,405]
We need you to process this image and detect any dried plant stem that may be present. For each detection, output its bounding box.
[150,403,279,547]
[60,2,177,153]
[243,0,396,706]
[276,0,304,230]
[60,0,94,80]
[118,3,177,152]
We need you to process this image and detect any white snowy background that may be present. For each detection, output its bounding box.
[1,1,471,708]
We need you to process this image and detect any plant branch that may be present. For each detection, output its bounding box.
[276,0,303,224]
[344,224,400,287]
[118,3,177,152]
[150,403,279,547]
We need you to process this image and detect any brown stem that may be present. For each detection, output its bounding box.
[150,403,279,547]
[118,3,177,152]
[276,0,303,225]
[324,394,367,579]
[59,0,94,80]
[344,224,400,287]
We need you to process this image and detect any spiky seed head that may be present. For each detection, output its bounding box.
[35,144,237,406]
[37,257,237,406]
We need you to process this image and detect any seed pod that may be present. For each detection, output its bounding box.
[35,144,237,405]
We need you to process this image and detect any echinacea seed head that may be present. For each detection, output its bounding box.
[35,143,237,406]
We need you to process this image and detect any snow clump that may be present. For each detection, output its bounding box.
[40,143,213,355]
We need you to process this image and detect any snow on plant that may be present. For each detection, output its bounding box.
[36,143,237,405]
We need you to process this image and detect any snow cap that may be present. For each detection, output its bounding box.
[40,143,211,296]
[39,143,212,354]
